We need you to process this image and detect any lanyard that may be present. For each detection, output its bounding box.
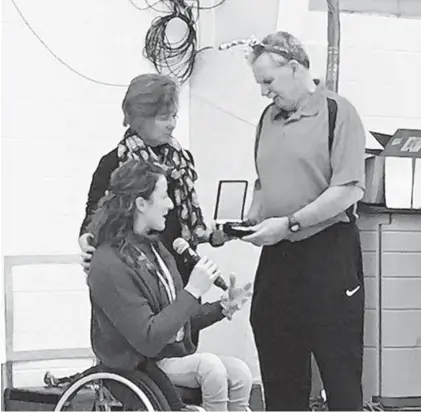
[151,245,185,342]
[151,245,176,303]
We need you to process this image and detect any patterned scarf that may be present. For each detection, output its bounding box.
[117,128,207,246]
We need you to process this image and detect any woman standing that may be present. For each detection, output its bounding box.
[79,73,224,286]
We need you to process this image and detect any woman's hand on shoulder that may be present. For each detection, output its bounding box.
[78,233,96,273]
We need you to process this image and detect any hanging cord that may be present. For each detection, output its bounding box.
[138,0,227,84]
[11,0,228,87]
[194,0,227,10]
[129,0,173,13]
[143,4,198,84]
[10,0,129,87]
[130,0,228,13]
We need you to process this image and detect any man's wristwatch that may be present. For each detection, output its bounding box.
[287,215,301,233]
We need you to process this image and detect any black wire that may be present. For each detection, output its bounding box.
[10,0,129,87]
[12,0,227,88]
[141,0,228,84]
[128,0,162,11]
[195,0,228,10]
[128,0,230,84]
[143,3,198,84]
[128,0,172,13]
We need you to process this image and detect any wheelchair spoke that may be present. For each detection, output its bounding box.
[54,373,158,411]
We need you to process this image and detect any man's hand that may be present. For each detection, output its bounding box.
[221,274,253,320]
[208,221,236,246]
[241,217,289,246]
[210,227,232,247]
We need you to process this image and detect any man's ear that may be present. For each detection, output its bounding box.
[290,60,304,76]
[135,196,147,212]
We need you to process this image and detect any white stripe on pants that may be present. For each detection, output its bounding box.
[157,353,253,411]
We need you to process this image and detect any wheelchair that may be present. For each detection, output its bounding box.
[46,363,204,411]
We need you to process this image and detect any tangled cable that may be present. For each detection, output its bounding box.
[138,0,227,84]
[11,0,228,87]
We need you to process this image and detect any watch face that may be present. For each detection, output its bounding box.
[290,223,300,233]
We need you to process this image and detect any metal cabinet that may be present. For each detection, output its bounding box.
[358,208,421,407]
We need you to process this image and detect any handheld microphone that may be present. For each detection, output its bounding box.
[172,238,228,291]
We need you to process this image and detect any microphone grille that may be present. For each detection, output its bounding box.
[172,238,190,254]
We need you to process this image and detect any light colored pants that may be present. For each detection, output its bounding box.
[157,353,253,411]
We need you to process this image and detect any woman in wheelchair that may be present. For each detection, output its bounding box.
[86,159,253,411]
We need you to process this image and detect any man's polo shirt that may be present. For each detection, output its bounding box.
[255,84,366,241]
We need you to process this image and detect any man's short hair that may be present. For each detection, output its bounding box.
[249,31,310,69]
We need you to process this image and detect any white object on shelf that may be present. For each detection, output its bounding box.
[385,157,413,209]
[412,159,421,209]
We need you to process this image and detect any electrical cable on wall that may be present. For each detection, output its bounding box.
[11,0,228,87]
[137,0,228,84]
[10,0,129,87]
[129,0,172,13]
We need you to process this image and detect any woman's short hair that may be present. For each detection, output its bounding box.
[87,159,165,246]
[249,31,310,69]
[122,74,180,126]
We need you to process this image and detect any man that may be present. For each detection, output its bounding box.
[242,31,366,411]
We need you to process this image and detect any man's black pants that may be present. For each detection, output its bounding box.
[250,223,364,411]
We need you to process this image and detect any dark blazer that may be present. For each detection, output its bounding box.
[88,239,224,370]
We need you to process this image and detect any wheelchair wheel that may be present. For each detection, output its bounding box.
[54,370,171,411]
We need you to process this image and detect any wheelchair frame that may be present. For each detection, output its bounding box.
[3,255,202,411]
[54,371,158,411]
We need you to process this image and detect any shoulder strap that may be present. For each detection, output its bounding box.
[255,99,337,163]
[327,97,357,223]
[254,103,274,167]
[327,97,338,154]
